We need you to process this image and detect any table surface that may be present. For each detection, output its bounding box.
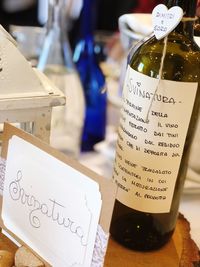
[104,214,199,267]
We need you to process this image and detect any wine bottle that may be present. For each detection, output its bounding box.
[110,0,200,251]
[73,0,107,151]
[37,0,85,158]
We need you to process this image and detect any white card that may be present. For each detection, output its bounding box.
[2,135,102,267]
[152,4,183,40]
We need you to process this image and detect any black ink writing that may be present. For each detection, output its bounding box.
[142,166,171,175]
[154,131,164,137]
[158,141,180,148]
[131,181,168,192]
[114,180,130,192]
[126,78,176,104]
[144,194,166,200]
[119,123,138,139]
[118,163,140,178]
[154,25,167,33]
[123,107,146,123]
[125,99,142,112]
[124,159,137,168]
[156,11,175,20]
[151,111,168,118]
[165,123,178,128]
[129,121,147,133]
[145,139,154,145]
[167,133,178,138]
[144,148,168,156]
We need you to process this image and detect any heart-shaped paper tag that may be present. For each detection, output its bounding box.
[152,4,183,40]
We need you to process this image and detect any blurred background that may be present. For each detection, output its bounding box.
[0,0,163,154]
[0,0,162,32]
[0,0,163,58]
[0,0,200,160]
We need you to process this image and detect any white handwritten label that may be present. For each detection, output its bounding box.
[152,4,183,40]
[2,136,102,267]
[113,66,197,213]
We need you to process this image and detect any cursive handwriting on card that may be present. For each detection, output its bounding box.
[9,170,88,246]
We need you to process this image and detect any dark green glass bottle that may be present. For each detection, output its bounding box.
[110,0,200,251]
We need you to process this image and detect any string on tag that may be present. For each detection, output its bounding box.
[144,7,198,123]
[181,16,198,22]
[145,36,168,123]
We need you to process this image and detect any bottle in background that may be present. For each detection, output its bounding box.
[73,0,107,152]
[37,0,85,158]
[110,0,200,251]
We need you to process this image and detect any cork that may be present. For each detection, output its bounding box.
[15,246,44,267]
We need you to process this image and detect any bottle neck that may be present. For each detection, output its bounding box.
[165,0,197,16]
[79,0,96,40]
[46,0,67,33]
[38,0,74,70]
[165,0,197,38]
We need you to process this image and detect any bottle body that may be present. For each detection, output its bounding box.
[38,0,85,158]
[44,64,85,158]
[110,18,200,250]
[73,0,107,151]
[74,38,107,151]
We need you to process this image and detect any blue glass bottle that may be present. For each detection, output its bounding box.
[73,0,107,151]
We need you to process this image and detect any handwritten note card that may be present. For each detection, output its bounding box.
[2,135,102,267]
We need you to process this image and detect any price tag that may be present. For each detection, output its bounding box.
[152,4,183,40]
